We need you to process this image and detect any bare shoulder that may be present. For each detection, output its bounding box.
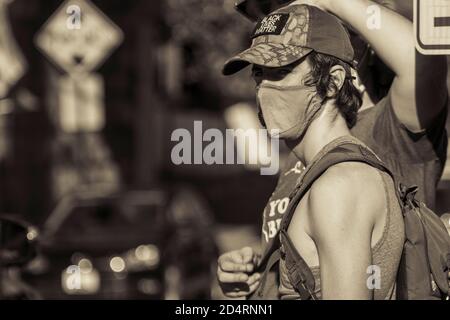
[306,162,387,230]
[311,162,386,198]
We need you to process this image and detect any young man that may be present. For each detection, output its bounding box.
[217,0,448,299]
[221,3,405,300]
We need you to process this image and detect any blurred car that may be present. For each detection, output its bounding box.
[20,186,216,300]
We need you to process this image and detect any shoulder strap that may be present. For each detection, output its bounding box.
[281,142,393,232]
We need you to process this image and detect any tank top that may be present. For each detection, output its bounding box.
[278,136,405,300]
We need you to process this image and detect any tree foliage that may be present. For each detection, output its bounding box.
[164,0,256,106]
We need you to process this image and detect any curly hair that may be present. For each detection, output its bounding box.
[304,52,363,129]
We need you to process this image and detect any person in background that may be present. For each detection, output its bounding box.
[217,0,448,299]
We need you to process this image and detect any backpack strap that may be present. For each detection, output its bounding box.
[280,229,319,300]
[252,248,281,299]
[278,142,393,299]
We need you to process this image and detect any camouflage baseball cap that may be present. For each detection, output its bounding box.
[223,4,355,76]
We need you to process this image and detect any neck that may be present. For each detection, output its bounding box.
[287,101,353,166]
[359,90,375,111]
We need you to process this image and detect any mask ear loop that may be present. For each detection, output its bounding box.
[307,62,352,125]
[288,93,327,142]
[320,71,357,106]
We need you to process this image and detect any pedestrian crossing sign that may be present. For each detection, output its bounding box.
[35,0,123,75]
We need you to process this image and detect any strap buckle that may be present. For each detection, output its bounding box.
[398,184,419,209]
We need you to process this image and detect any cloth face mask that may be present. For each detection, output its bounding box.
[256,82,323,140]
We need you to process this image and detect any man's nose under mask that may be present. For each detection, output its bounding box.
[256,83,323,140]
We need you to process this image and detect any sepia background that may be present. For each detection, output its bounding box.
[0,0,449,300]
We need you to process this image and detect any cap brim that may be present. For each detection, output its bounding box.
[222,43,313,76]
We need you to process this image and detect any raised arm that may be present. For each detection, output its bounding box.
[294,0,448,131]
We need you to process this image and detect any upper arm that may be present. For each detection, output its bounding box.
[306,165,382,299]
[372,0,448,131]
[391,54,448,132]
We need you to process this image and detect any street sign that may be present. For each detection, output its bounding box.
[0,0,27,98]
[57,73,105,133]
[35,0,123,75]
[415,0,450,54]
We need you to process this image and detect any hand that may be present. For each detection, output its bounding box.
[217,247,261,298]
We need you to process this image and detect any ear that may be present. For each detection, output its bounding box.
[327,65,346,98]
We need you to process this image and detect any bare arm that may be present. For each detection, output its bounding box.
[302,166,383,299]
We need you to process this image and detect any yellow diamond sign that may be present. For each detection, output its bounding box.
[35,0,123,74]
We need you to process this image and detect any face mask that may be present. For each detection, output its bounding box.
[256,82,323,140]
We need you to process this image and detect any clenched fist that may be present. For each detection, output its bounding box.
[217,247,261,298]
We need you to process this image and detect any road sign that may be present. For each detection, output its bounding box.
[0,0,27,98]
[415,0,450,54]
[57,73,105,133]
[35,0,123,75]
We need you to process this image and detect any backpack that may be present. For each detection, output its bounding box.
[249,142,450,300]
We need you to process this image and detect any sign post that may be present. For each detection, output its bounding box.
[36,0,123,198]
[0,0,27,99]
